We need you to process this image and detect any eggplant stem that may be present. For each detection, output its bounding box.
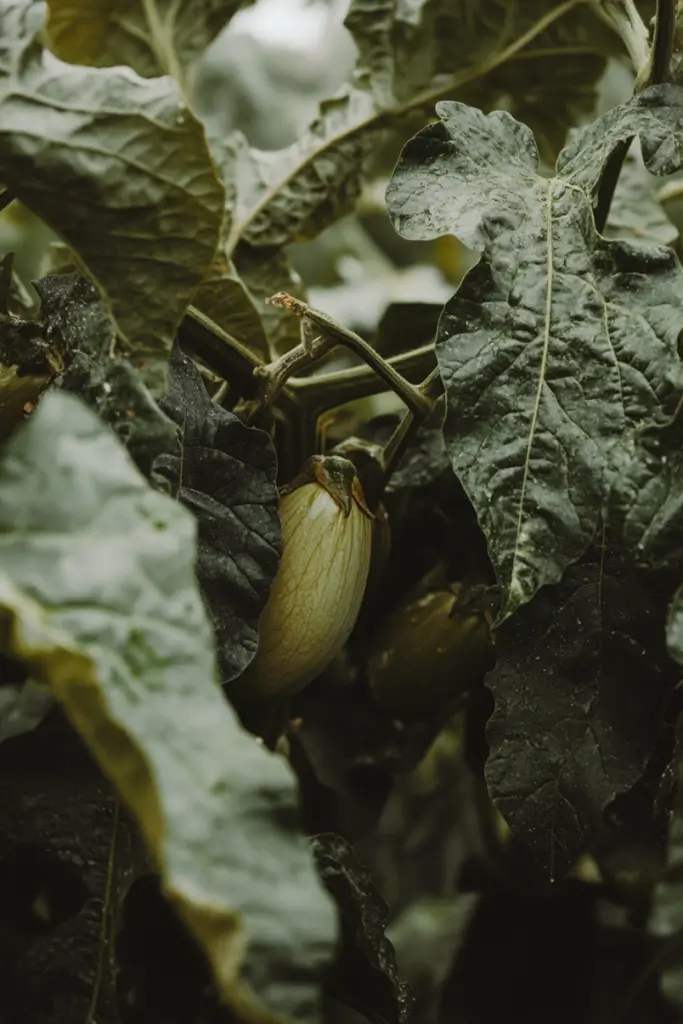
[379,365,445,490]
[267,292,433,418]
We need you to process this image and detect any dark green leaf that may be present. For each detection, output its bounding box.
[375,302,441,357]
[607,412,683,573]
[604,149,678,248]
[311,833,414,1024]
[386,100,683,618]
[0,721,141,1023]
[35,273,177,477]
[0,0,224,395]
[485,564,676,878]
[387,410,451,494]
[558,84,683,196]
[153,345,281,684]
[0,391,336,1022]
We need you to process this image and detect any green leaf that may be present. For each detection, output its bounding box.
[35,273,178,476]
[0,390,337,1023]
[0,721,142,1020]
[603,148,679,248]
[558,84,683,196]
[45,0,244,86]
[311,833,414,1024]
[193,255,270,362]
[485,563,676,878]
[0,0,225,396]
[153,345,281,684]
[218,0,616,320]
[386,100,683,619]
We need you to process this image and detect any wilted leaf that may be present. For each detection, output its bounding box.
[0,391,336,1022]
[386,100,683,619]
[0,0,225,395]
[153,345,281,684]
[485,564,676,878]
[45,0,244,85]
[35,273,177,476]
[311,833,414,1024]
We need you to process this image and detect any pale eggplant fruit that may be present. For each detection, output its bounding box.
[234,455,374,701]
[367,582,494,720]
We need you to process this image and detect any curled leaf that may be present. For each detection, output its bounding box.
[0,391,336,1023]
[386,100,683,618]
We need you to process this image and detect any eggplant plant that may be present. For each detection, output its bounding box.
[3,0,683,1022]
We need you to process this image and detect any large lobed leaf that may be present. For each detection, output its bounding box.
[386,90,683,619]
[0,0,224,395]
[311,833,414,1024]
[0,391,336,1023]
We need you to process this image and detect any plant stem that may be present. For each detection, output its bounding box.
[594,0,675,233]
[380,365,444,489]
[594,138,632,233]
[267,292,433,418]
[641,0,676,87]
[591,0,650,77]
[254,319,335,405]
[288,342,437,414]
